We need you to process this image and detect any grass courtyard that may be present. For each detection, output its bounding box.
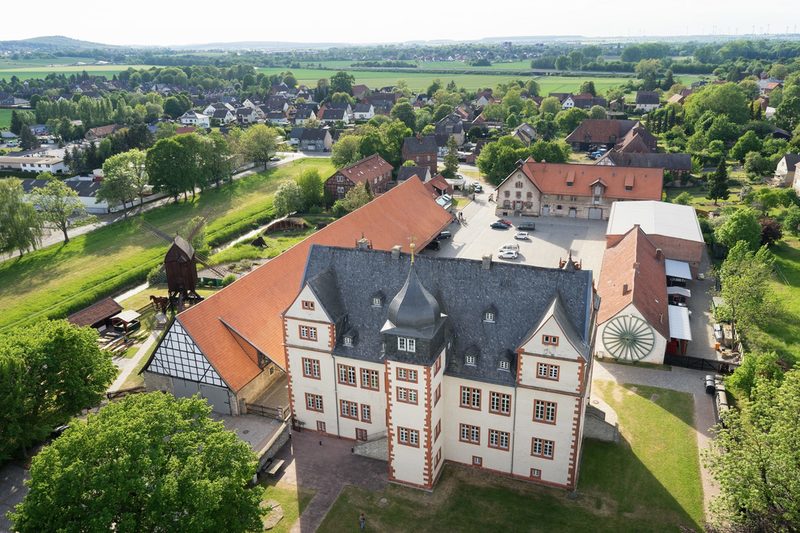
[318,381,703,532]
[0,108,11,130]
[0,157,334,332]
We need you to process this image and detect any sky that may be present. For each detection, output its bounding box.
[7,0,800,46]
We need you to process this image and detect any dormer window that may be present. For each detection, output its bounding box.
[499,360,510,371]
[484,311,495,323]
[398,337,416,353]
[343,335,353,347]
[466,355,476,366]
[372,297,382,307]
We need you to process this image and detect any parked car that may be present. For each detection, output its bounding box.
[499,242,520,252]
[498,249,518,260]
[496,218,512,226]
[436,231,452,240]
[490,222,510,229]
[517,222,536,231]
[425,240,440,251]
[473,184,483,193]
[514,232,530,240]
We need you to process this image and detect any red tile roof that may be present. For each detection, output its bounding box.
[67,297,122,327]
[513,158,663,200]
[177,177,452,391]
[331,153,393,186]
[596,226,669,339]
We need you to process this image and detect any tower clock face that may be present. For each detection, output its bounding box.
[602,315,656,361]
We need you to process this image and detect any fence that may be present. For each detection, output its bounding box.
[245,403,289,421]
[664,353,738,374]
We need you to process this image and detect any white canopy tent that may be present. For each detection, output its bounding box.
[667,286,691,298]
[668,305,692,341]
[665,259,692,280]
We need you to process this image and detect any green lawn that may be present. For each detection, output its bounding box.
[0,64,153,81]
[0,158,334,332]
[318,381,703,532]
[0,108,11,130]
[758,236,800,361]
[259,484,315,533]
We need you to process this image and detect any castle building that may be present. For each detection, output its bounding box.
[283,245,597,490]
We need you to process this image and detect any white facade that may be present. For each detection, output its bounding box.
[180,112,210,128]
[354,105,375,121]
[283,281,591,491]
[595,303,668,365]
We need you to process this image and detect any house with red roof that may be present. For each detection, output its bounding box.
[324,154,393,201]
[494,158,663,220]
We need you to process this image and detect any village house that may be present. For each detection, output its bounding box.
[402,135,439,176]
[562,93,607,110]
[0,155,68,174]
[435,113,466,146]
[236,107,258,124]
[293,108,317,126]
[142,178,453,416]
[353,103,375,121]
[289,128,333,152]
[773,154,800,189]
[634,91,661,113]
[596,151,692,177]
[324,154,394,200]
[179,110,210,129]
[320,107,349,125]
[85,124,121,141]
[203,102,236,116]
[211,108,236,125]
[397,165,432,183]
[512,123,537,146]
[285,244,597,491]
[566,119,656,152]
[493,158,663,220]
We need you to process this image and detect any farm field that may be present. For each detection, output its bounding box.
[0,64,153,81]
[319,381,703,532]
[0,57,101,69]
[258,66,703,93]
[0,157,334,332]
[0,108,11,129]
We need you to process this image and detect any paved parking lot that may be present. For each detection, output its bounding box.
[426,187,608,279]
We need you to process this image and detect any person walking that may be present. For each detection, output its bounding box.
[359,512,366,530]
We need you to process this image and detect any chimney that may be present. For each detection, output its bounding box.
[391,245,402,259]
[655,248,663,260]
[356,234,371,250]
[482,254,492,270]
[622,283,629,294]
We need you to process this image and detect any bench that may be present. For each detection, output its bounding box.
[266,459,285,476]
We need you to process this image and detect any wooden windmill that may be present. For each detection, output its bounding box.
[143,220,226,309]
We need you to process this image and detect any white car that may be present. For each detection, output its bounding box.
[514,232,530,240]
[498,250,518,260]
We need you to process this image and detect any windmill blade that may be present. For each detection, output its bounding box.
[194,253,227,278]
[186,216,208,242]
[141,220,175,244]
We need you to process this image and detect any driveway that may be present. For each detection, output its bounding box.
[270,431,387,533]
[427,186,608,279]
[0,462,27,532]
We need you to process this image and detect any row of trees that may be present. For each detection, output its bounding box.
[476,136,571,185]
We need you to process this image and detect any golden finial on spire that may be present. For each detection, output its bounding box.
[409,235,416,264]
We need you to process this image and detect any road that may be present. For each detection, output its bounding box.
[0,152,308,264]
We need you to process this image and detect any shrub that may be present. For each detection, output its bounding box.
[222,274,237,286]
[673,191,693,205]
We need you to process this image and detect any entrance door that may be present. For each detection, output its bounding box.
[588,207,603,220]
[568,207,577,218]
[541,205,550,216]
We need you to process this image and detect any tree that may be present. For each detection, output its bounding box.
[578,81,596,96]
[19,126,40,150]
[539,96,562,116]
[705,369,800,531]
[240,124,278,169]
[554,55,570,71]
[760,218,783,247]
[442,136,459,179]
[706,158,730,205]
[163,95,191,119]
[719,241,776,338]
[588,105,607,119]
[744,151,773,179]
[684,82,750,125]
[0,179,42,256]
[0,320,115,461]
[10,393,261,533]
[782,204,800,236]
[338,182,371,212]
[331,134,363,167]
[555,108,589,133]
[673,191,693,205]
[330,71,355,95]
[146,137,192,201]
[273,180,303,216]
[730,130,763,163]
[634,59,660,89]
[296,168,323,209]
[30,180,86,244]
[101,149,149,214]
[390,101,416,130]
[716,208,762,251]
[476,136,527,185]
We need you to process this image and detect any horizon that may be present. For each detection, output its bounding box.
[4,0,799,47]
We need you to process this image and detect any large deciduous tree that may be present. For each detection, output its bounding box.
[273,180,304,216]
[705,369,800,531]
[0,179,43,256]
[296,168,323,210]
[30,180,86,243]
[715,207,761,251]
[329,71,355,95]
[0,320,115,461]
[719,241,776,339]
[100,148,150,215]
[331,134,363,167]
[11,393,262,533]
[240,124,279,169]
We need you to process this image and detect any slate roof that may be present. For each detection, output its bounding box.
[635,91,661,105]
[20,178,100,198]
[781,154,800,171]
[299,246,595,386]
[565,119,639,145]
[403,135,438,155]
[397,166,429,182]
[597,151,692,171]
[173,178,452,391]
[290,127,329,141]
[354,103,374,113]
[331,154,393,185]
[321,108,346,120]
[67,297,122,327]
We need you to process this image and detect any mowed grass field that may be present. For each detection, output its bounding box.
[0,108,11,130]
[319,381,703,532]
[0,157,334,332]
